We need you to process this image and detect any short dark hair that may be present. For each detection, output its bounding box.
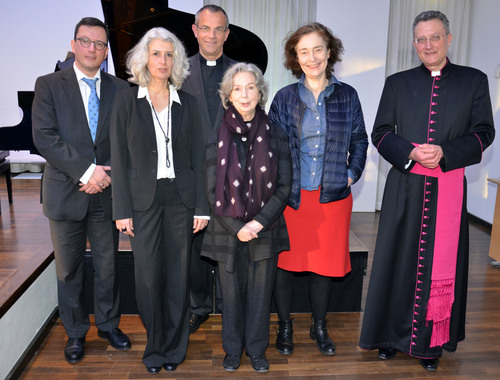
[412,10,450,36]
[194,5,229,28]
[74,17,109,43]
[284,22,344,80]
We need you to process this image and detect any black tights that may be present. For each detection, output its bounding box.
[273,268,331,321]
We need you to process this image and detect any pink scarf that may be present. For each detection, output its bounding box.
[410,163,464,347]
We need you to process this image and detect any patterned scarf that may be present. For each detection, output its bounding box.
[214,105,277,222]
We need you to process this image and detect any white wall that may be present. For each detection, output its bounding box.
[0,0,109,127]
[466,0,500,224]
[317,0,390,212]
[170,0,204,14]
[0,262,57,379]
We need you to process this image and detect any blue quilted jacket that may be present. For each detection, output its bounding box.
[269,81,368,209]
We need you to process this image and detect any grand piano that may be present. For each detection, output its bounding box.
[0,0,268,156]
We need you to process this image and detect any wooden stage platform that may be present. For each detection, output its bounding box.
[2,179,500,378]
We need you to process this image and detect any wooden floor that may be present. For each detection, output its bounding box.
[2,179,500,378]
[0,178,52,317]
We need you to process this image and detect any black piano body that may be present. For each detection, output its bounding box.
[0,91,38,156]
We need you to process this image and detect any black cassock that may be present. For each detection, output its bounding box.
[359,61,495,358]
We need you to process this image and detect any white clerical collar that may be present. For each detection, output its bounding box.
[200,54,223,67]
[431,70,441,77]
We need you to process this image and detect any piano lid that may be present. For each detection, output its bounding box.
[101,0,268,80]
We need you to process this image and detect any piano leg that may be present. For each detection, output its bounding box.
[0,159,13,211]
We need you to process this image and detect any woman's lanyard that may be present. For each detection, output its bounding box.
[151,103,171,168]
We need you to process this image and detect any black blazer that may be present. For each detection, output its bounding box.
[32,67,129,221]
[110,86,209,220]
[182,52,237,136]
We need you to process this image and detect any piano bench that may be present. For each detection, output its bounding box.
[0,158,13,213]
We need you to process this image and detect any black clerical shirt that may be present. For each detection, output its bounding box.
[200,55,224,126]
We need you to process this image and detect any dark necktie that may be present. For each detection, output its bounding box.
[82,78,99,142]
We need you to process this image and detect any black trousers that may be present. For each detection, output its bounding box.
[190,230,221,315]
[130,179,192,367]
[218,243,277,357]
[49,195,120,338]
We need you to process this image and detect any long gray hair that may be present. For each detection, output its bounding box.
[126,27,189,89]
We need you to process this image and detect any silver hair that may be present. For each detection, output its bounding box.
[126,27,189,89]
[219,62,269,110]
[412,10,450,36]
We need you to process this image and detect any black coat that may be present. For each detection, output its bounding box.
[201,119,292,271]
[182,53,237,134]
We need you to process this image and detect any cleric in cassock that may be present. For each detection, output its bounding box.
[359,10,495,372]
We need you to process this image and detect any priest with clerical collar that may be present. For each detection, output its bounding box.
[181,4,238,336]
[359,10,495,372]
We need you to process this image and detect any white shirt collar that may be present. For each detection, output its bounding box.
[138,84,181,105]
[73,62,101,81]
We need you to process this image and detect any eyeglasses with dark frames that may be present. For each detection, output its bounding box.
[75,37,108,51]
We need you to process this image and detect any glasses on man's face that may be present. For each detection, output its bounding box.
[414,33,448,46]
[196,25,227,35]
[76,37,108,51]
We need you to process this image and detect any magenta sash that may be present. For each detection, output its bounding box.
[410,162,464,347]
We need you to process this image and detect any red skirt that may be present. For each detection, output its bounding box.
[278,189,352,277]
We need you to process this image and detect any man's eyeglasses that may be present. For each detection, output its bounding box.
[76,37,108,51]
[414,34,448,46]
[196,25,227,35]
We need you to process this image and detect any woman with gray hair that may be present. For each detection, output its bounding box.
[110,27,209,374]
[201,62,292,373]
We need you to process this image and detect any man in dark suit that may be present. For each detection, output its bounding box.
[32,17,131,364]
[182,4,237,333]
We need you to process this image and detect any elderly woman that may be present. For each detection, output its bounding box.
[269,23,368,356]
[201,62,291,373]
[110,27,209,374]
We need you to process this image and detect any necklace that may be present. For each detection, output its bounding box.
[151,103,171,168]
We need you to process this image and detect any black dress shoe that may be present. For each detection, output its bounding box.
[64,337,85,364]
[276,318,294,355]
[189,313,209,333]
[163,363,178,371]
[98,327,131,350]
[246,354,269,373]
[310,319,336,356]
[378,347,397,360]
[145,365,162,374]
[420,358,439,371]
[223,353,240,371]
